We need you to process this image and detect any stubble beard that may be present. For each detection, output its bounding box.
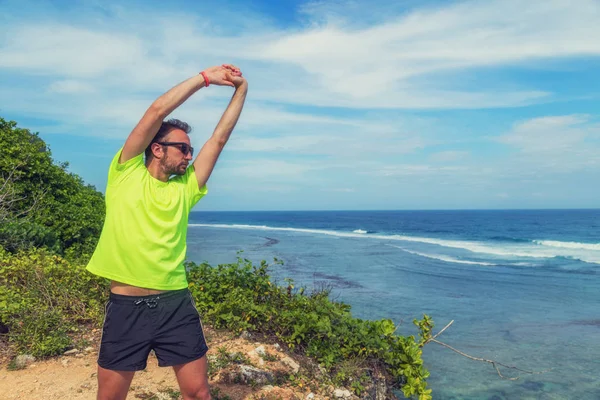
[160,157,187,176]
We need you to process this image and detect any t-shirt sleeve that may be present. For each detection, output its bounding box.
[107,147,144,186]
[181,165,208,210]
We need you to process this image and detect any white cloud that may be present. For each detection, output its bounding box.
[228,132,429,157]
[0,25,148,78]
[228,135,328,154]
[326,188,356,193]
[2,0,600,112]
[236,106,363,128]
[245,0,600,108]
[47,80,96,94]
[219,159,320,179]
[376,164,467,177]
[2,0,600,209]
[496,114,600,155]
[428,150,469,163]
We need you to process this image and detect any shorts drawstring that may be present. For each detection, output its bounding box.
[134,297,160,308]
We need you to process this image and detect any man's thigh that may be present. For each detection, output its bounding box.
[97,365,135,400]
[173,356,210,400]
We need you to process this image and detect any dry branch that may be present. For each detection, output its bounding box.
[426,320,552,380]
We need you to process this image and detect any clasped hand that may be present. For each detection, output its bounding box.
[203,64,246,88]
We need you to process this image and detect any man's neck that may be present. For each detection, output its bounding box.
[145,161,170,182]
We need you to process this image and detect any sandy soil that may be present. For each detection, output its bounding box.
[0,327,324,400]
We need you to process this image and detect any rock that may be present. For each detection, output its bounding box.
[64,349,79,356]
[14,354,36,369]
[262,385,275,392]
[75,353,84,358]
[254,345,266,356]
[240,331,252,339]
[84,346,95,353]
[258,358,265,366]
[333,388,352,399]
[241,365,274,385]
[61,359,70,367]
[374,373,387,400]
[273,343,281,350]
[226,365,274,385]
[306,393,315,400]
[80,383,91,389]
[281,356,300,374]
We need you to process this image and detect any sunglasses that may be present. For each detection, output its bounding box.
[156,141,194,157]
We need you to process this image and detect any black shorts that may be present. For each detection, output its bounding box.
[98,288,209,371]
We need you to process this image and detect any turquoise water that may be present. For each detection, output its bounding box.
[186,210,600,399]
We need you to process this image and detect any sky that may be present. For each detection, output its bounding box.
[1,0,599,211]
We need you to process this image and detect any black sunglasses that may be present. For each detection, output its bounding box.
[156,141,194,157]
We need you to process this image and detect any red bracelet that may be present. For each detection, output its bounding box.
[200,71,210,87]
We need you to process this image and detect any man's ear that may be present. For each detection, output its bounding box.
[151,142,164,159]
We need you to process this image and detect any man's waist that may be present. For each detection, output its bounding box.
[110,280,169,296]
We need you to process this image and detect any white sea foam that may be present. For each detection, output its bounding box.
[387,245,497,266]
[512,262,538,267]
[353,229,368,234]
[189,223,600,265]
[534,240,600,251]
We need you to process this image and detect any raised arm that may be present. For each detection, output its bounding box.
[193,75,248,188]
[120,65,241,164]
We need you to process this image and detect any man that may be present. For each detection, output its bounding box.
[86,64,247,400]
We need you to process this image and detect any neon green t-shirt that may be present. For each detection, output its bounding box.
[86,148,207,290]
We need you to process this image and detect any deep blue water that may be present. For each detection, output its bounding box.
[186,210,600,400]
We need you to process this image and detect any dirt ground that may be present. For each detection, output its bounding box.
[0,327,325,400]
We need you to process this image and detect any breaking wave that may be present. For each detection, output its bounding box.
[189,224,600,265]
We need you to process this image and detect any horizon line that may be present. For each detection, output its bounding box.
[192,208,600,213]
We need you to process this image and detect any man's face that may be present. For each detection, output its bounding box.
[158,129,193,176]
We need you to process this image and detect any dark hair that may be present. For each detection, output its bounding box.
[144,118,192,160]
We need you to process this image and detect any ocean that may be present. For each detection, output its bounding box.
[186,210,600,400]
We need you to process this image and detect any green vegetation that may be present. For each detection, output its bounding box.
[0,117,433,399]
[0,248,109,358]
[130,388,182,400]
[187,257,432,399]
[210,387,232,400]
[208,346,253,378]
[0,117,105,256]
[260,351,280,362]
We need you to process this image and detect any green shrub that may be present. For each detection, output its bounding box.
[208,346,252,378]
[1,247,432,398]
[0,115,435,398]
[186,255,432,399]
[0,117,105,256]
[9,308,71,358]
[0,248,109,357]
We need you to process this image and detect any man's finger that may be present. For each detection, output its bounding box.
[222,64,241,74]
